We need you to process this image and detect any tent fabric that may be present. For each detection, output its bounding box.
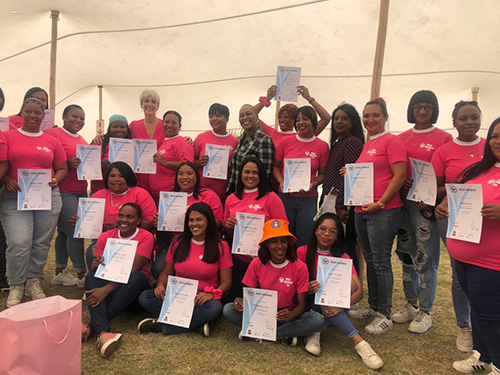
[1,0,499,142]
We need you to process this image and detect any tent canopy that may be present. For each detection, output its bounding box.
[1,0,499,142]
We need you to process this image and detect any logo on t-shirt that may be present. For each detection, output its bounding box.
[159,149,166,155]
[36,146,52,153]
[367,149,377,156]
[305,151,318,159]
[248,204,261,211]
[279,276,294,287]
[488,179,500,187]
[419,143,435,151]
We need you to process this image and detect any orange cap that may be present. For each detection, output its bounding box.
[259,219,297,245]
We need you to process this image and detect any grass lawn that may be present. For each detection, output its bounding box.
[0,242,471,375]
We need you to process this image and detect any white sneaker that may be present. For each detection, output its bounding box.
[365,313,393,335]
[457,326,473,353]
[203,323,210,337]
[453,350,492,374]
[6,284,24,307]
[486,365,500,375]
[304,332,321,356]
[354,340,384,370]
[52,269,77,286]
[76,276,86,289]
[25,278,46,300]
[392,303,419,323]
[348,307,377,319]
[408,310,432,334]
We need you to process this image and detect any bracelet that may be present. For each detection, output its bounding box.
[204,286,223,300]
[259,96,272,108]
[376,201,386,209]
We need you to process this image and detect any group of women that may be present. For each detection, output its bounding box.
[0,85,498,374]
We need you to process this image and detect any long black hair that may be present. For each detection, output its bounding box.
[330,103,365,146]
[171,202,222,264]
[304,213,346,281]
[461,117,500,182]
[174,161,202,199]
[235,157,271,200]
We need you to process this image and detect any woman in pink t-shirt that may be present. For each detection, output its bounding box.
[350,98,407,335]
[0,98,68,308]
[8,87,49,129]
[223,219,323,349]
[436,118,500,374]
[298,213,383,369]
[138,202,232,336]
[129,90,164,192]
[81,203,154,358]
[45,105,89,288]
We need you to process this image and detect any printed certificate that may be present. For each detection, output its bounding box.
[40,109,55,131]
[76,144,102,180]
[17,169,51,210]
[344,163,374,206]
[446,184,483,244]
[74,198,105,239]
[407,158,437,206]
[95,238,138,284]
[0,117,9,132]
[274,66,301,102]
[157,192,188,232]
[315,256,352,309]
[202,144,230,180]
[108,138,134,168]
[158,276,198,329]
[134,139,157,174]
[231,212,265,256]
[283,158,310,193]
[242,287,277,341]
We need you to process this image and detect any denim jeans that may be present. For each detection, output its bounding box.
[310,303,358,339]
[226,255,251,303]
[85,270,149,334]
[0,189,62,285]
[455,261,500,367]
[279,193,318,247]
[223,303,324,339]
[85,239,97,272]
[437,218,470,327]
[55,192,87,273]
[395,199,440,312]
[0,222,7,278]
[355,207,402,318]
[138,288,223,335]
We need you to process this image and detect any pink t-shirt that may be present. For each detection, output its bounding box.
[431,138,486,183]
[187,188,224,222]
[149,135,194,198]
[91,186,156,226]
[275,135,330,198]
[354,132,407,213]
[243,258,309,311]
[194,130,239,199]
[261,122,295,147]
[129,119,164,193]
[94,228,154,282]
[296,245,356,278]
[3,128,66,180]
[45,127,88,194]
[166,239,233,293]
[8,115,22,129]
[0,132,7,160]
[447,164,500,271]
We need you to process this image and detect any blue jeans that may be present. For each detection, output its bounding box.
[310,303,358,339]
[279,193,317,247]
[85,239,97,272]
[395,199,440,312]
[0,189,62,285]
[85,270,150,334]
[455,261,500,368]
[438,218,470,327]
[55,192,87,273]
[355,208,402,318]
[223,303,324,339]
[138,288,223,335]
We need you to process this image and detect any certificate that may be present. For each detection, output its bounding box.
[158,276,198,329]
[202,144,230,180]
[17,169,51,211]
[242,287,277,341]
[231,212,265,256]
[133,139,157,174]
[283,158,311,193]
[344,163,374,206]
[157,192,188,232]
[315,256,352,309]
[76,144,102,180]
[108,138,134,168]
[446,184,483,244]
[40,109,55,131]
[407,158,437,206]
[0,117,9,132]
[274,66,301,102]
[95,238,138,284]
[74,198,105,239]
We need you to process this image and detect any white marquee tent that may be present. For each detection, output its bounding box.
[1,0,499,143]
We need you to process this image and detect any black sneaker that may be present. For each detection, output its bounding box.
[280,337,298,347]
[0,277,9,292]
[137,318,160,333]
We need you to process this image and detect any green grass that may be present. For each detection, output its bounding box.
[0,242,470,375]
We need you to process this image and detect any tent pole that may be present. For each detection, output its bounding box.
[49,10,60,110]
[274,101,281,130]
[471,87,479,102]
[97,85,104,135]
[370,0,390,100]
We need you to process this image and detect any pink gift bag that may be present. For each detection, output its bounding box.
[0,296,81,375]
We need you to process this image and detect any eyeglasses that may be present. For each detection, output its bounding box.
[413,104,434,112]
[318,225,338,235]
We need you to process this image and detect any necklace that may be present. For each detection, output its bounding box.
[110,189,129,207]
[410,129,432,149]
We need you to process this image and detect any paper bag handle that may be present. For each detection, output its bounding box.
[43,310,73,344]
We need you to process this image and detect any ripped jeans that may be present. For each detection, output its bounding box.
[395,199,440,312]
